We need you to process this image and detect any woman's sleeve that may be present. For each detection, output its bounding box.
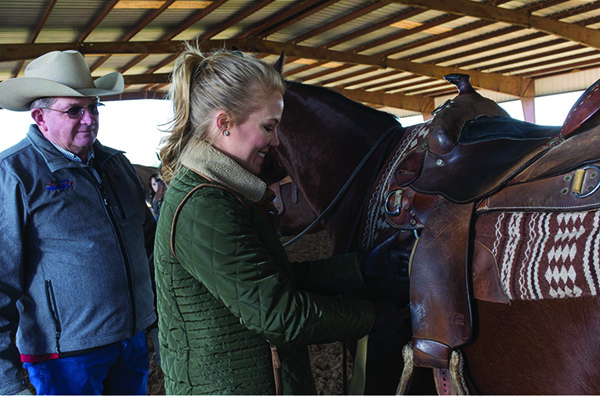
[290,253,366,296]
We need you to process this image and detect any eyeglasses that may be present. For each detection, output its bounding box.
[41,103,105,119]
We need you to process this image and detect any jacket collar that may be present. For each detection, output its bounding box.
[26,124,122,173]
[180,139,267,203]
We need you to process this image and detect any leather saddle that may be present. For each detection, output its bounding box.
[393,74,600,394]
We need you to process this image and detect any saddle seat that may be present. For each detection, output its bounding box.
[411,116,561,203]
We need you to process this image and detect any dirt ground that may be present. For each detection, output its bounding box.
[147,230,353,395]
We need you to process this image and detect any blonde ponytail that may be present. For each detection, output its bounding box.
[159,42,285,182]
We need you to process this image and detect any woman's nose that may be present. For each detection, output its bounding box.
[270,131,280,147]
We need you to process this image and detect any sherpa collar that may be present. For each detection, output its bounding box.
[180,139,267,203]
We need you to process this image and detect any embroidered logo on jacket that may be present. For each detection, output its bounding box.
[45,179,75,191]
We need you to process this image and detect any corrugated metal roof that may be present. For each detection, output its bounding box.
[1,0,600,117]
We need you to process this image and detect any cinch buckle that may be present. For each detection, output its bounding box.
[385,189,403,216]
[572,165,600,198]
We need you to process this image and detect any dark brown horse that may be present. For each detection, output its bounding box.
[260,70,600,394]
[268,177,322,237]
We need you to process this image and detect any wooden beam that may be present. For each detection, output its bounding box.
[332,87,436,114]
[120,71,432,113]
[386,0,600,50]
[290,1,391,45]
[238,0,335,39]
[102,90,168,102]
[351,14,461,54]
[0,39,533,97]
[77,0,120,42]
[198,0,276,40]
[123,73,170,85]
[521,97,535,123]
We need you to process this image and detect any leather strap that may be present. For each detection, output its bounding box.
[477,163,600,213]
[410,198,474,366]
[348,335,369,395]
[271,345,283,395]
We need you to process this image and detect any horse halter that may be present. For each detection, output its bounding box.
[282,123,401,247]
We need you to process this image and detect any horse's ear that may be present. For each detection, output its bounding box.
[230,45,244,57]
[273,51,285,75]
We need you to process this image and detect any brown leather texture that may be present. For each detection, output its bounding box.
[471,241,511,304]
[410,198,473,353]
[412,338,452,369]
[478,163,600,213]
[561,80,600,139]
[428,91,509,156]
[508,123,600,184]
[412,136,551,204]
[385,186,439,230]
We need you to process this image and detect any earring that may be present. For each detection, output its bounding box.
[223,130,230,136]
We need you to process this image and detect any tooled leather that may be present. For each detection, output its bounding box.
[383,143,439,230]
[478,162,600,213]
[561,78,600,139]
[411,136,552,204]
[410,198,473,355]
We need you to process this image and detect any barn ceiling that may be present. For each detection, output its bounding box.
[1,0,600,119]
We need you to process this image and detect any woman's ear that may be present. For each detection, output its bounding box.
[215,110,231,133]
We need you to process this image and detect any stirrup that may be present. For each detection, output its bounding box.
[433,350,469,395]
[396,344,469,395]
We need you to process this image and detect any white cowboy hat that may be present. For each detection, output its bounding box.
[0,50,124,111]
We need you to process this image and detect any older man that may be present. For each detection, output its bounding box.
[0,50,158,395]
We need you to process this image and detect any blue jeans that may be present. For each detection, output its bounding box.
[24,330,149,395]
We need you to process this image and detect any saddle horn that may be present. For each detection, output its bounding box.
[444,73,477,96]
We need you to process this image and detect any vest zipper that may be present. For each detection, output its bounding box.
[45,280,62,355]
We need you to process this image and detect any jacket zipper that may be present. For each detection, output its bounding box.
[45,280,62,355]
[90,167,137,335]
[104,171,127,221]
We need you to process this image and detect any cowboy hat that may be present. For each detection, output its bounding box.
[0,50,124,111]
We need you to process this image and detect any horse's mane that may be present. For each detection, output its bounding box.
[284,80,400,128]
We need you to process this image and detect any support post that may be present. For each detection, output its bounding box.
[521,97,535,123]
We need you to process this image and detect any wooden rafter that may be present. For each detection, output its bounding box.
[385,0,600,49]
[1,0,600,114]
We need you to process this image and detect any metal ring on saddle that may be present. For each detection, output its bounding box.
[385,189,403,216]
[572,165,600,198]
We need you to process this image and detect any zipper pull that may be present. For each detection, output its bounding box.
[55,331,61,355]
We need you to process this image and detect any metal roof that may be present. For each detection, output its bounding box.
[2,0,600,118]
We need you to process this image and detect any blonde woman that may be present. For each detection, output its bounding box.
[154,43,406,394]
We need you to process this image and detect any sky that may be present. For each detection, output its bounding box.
[0,90,584,167]
[0,99,172,167]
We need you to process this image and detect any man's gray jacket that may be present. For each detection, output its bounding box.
[0,126,157,394]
